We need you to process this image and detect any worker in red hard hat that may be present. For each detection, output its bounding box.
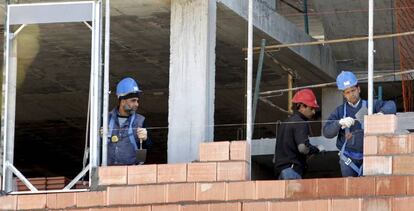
[274,89,325,180]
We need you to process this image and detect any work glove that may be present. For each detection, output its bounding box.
[375,112,384,115]
[137,128,148,141]
[339,117,355,129]
[317,145,326,152]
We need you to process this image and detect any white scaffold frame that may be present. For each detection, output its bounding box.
[1,0,106,194]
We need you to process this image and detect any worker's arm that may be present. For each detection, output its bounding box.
[375,100,397,114]
[294,122,319,155]
[323,107,342,139]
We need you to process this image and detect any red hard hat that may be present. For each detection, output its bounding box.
[292,89,319,108]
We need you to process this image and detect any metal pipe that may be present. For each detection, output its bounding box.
[102,0,110,166]
[246,0,253,178]
[252,39,266,127]
[6,162,37,192]
[378,85,383,101]
[287,73,293,114]
[368,0,374,115]
[303,0,309,34]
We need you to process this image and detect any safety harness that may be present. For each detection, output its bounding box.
[339,100,367,176]
[108,111,139,151]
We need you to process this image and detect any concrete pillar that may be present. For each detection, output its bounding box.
[322,87,343,132]
[168,0,216,163]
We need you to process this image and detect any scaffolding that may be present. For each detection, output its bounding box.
[1,0,110,193]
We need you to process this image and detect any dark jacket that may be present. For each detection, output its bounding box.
[323,99,396,155]
[274,112,319,176]
[107,108,152,165]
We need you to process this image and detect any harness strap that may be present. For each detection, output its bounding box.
[108,112,139,151]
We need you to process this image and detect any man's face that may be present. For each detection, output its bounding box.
[300,104,316,119]
[343,86,360,104]
[121,97,139,114]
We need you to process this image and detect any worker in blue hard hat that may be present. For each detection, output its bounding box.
[107,77,152,165]
[323,71,396,177]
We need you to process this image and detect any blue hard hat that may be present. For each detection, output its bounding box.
[336,71,358,90]
[116,77,142,98]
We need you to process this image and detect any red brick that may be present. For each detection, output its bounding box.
[107,186,136,205]
[376,176,407,195]
[217,161,249,181]
[363,156,392,175]
[256,180,285,199]
[230,141,250,162]
[364,114,397,135]
[187,162,217,182]
[152,204,180,211]
[199,141,230,161]
[226,181,255,200]
[243,201,269,211]
[157,163,187,183]
[378,135,408,155]
[286,179,317,199]
[393,197,414,211]
[137,184,166,204]
[0,195,17,210]
[332,198,362,211]
[98,166,127,185]
[120,205,151,211]
[76,191,106,207]
[393,155,414,174]
[299,199,330,211]
[46,194,57,209]
[408,133,414,153]
[181,204,209,211]
[196,182,226,201]
[346,177,375,197]
[127,164,157,185]
[90,208,120,211]
[269,201,299,211]
[317,178,346,197]
[209,202,241,211]
[362,198,391,211]
[166,183,195,203]
[17,194,46,210]
[407,176,414,195]
[364,135,378,155]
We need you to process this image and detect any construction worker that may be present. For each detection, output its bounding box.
[323,71,396,177]
[107,77,152,165]
[274,89,325,180]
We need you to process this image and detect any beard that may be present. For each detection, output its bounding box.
[123,104,137,115]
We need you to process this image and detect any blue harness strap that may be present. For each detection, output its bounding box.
[340,100,367,176]
[108,112,139,151]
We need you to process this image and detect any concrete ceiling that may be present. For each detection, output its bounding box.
[312,0,401,72]
[0,0,403,178]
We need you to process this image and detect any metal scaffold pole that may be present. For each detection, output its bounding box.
[246,0,253,177]
[368,0,374,115]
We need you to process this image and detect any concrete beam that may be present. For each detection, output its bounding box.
[217,0,339,81]
[168,0,216,163]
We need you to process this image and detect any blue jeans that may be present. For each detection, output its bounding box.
[339,157,363,177]
[278,167,302,180]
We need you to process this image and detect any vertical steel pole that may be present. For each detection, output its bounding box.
[368,0,374,115]
[246,0,253,178]
[102,0,110,166]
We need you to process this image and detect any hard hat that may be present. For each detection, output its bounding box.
[292,89,319,108]
[116,77,142,99]
[336,71,358,90]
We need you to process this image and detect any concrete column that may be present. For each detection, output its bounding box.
[322,87,343,132]
[168,0,216,163]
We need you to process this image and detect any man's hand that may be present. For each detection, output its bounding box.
[339,117,355,129]
[137,128,148,141]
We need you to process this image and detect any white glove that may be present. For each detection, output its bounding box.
[375,112,384,115]
[137,128,148,141]
[317,145,326,152]
[339,117,355,129]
